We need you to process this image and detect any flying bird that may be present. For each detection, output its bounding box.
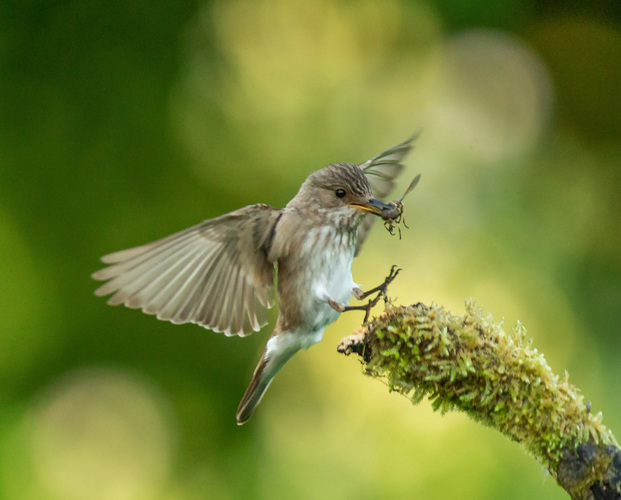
[93,136,416,424]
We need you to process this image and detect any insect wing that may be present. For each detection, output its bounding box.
[397,173,421,203]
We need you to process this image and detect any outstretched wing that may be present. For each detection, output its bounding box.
[355,134,418,256]
[93,204,281,337]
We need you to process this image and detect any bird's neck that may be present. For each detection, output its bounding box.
[287,198,364,231]
[295,212,359,258]
[269,205,362,262]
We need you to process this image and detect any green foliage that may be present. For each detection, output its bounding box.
[365,300,618,473]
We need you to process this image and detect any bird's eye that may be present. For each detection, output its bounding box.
[335,189,346,199]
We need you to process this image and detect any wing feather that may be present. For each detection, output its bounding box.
[93,204,280,336]
[355,134,418,256]
[144,245,207,314]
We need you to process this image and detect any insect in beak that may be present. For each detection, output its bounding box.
[380,174,421,239]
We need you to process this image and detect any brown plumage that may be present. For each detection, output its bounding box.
[93,136,416,424]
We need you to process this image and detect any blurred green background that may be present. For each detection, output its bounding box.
[1,0,620,498]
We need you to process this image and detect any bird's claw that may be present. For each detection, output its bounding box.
[357,265,401,300]
[340,265,401,324]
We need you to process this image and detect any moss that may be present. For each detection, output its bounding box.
[339,300,619,495]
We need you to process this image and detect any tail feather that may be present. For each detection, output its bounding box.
[236,338,299,425]
[236,356,273,425]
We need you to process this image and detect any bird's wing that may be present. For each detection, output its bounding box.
[355,134,417,256]
[93,204,281,337]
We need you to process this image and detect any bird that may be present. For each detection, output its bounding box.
[92,136,415,425]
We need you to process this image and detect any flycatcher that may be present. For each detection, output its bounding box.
[93,137,415,424]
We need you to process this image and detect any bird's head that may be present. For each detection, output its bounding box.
[291,162,393,219]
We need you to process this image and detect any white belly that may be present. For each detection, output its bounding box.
[266,247,355,359]
[304,238,356,332]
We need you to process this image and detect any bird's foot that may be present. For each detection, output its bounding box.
[355,265,401,300]
[340,265,401,324]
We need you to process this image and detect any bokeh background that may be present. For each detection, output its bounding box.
[1,0,620,498]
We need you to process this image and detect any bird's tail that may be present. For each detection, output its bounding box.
[236,340,298,425]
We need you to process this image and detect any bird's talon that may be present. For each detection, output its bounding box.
[327,297,346,313]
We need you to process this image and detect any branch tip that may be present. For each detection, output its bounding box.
[338,300,620,500]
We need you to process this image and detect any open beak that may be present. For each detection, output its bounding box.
[348,198,393,216]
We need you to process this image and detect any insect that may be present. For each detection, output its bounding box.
[381,173,421,239]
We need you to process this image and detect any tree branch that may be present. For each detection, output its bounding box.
[337,300,621,500]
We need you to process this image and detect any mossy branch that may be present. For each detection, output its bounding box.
[337,300,621,500]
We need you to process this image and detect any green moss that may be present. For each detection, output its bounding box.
[360,300,618,475]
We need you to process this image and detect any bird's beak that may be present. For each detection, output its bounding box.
[348,198,393,216]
